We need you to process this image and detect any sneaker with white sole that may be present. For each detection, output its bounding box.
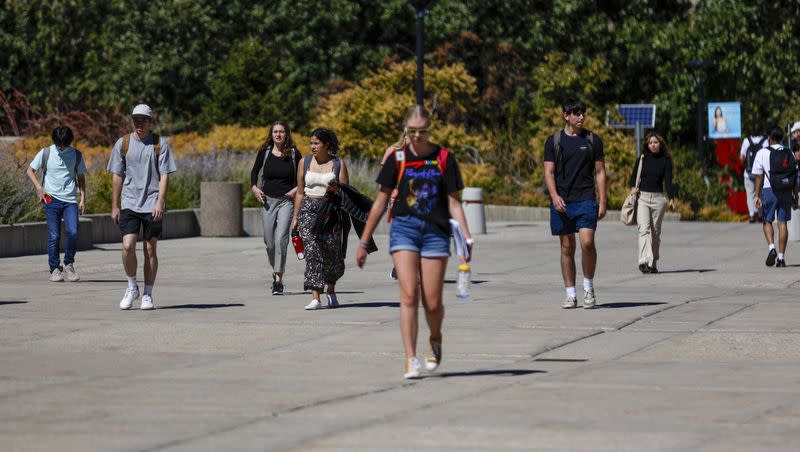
[64,263,80,282]
[326,293,339,308]
[120,287,139,310]
[140,294,154,310]
[561,296,577,309]
[49,267,64,282]
[304,299,321,310]
[404,356,422,379]
[425,338,442,371]
[583,289,597,309]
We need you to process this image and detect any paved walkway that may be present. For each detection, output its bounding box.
[1,220,799,451]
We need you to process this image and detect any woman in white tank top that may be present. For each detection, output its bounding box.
[291,128,350,310]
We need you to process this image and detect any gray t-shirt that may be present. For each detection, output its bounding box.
[107,133,177,212]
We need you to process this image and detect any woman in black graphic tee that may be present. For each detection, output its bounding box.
[356,105,473,380]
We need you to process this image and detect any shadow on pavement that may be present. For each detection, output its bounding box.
[598,302,667,309]
[158,303,245,309]
[444,280,488,284]
[337,302,400,308]
[432,369,545,378]
[0,301,27,306]
[80,279,129,283]
[656,269,716,274]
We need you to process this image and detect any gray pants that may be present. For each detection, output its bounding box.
[637,191,667,266]
[744,172,757,216]
[261,196,294,274]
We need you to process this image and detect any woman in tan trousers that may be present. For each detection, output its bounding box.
[629,132,675,273]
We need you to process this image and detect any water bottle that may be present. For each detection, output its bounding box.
[291,229,305,260]
[456,264,471,299]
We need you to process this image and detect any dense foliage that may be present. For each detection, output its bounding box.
[3,0,800,223]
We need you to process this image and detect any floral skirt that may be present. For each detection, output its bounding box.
[297,197,345,291]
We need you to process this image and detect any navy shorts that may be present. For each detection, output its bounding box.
[389,215,451,258]
[550,199,598,236]
[761,188,792,222]
[119,209,163,240]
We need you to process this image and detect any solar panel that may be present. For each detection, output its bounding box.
[607,104,656,128]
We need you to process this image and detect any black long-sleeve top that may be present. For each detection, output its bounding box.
[629,152,675,198]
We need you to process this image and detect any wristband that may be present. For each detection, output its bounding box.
[465,238,474,246]
[359,240,370,249]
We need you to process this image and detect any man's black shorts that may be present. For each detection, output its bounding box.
[119,209,162,240]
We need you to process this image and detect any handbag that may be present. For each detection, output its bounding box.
[620,154,644,226]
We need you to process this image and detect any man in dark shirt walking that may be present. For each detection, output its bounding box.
[543,97,607,309]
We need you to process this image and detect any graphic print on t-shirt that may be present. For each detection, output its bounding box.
[402,160,443,216]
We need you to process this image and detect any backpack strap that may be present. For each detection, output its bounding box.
[121,133,131,157]
[394,147,407,187]
[41,146,50,176]
[152,133,161,156]
[332,156,341,180]
[303,155,313,173]
[553,131,562,176]
[437,147,449,175]
[74,150,83,175]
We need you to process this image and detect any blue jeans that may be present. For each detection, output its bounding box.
[44,198,79,271]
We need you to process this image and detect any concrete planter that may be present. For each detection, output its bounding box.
[200,182,243,237]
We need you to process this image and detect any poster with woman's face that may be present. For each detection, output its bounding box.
[708,102,741,139]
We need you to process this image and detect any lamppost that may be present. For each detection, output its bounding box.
[688,59,715,164]
[409,1,437,106]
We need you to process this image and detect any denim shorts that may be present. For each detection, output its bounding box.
[761,188,792,222]
[550,199,598,236]
[389,215,451,258]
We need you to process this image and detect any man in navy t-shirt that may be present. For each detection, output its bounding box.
[543,96,607,309]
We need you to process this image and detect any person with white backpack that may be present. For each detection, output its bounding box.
[25,126,88,282]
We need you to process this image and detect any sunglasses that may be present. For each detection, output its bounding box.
[406,127,430,135]
[567,109,586,116]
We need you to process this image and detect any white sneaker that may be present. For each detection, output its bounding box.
[425,339,442,372]
[561,296,577,309]
[304,299,321,310]
[64,263,80,282]
[49,268,64,282]
[140,294,154,310]
[404,357,422,379]
[583,289,597,309]
[120,287,139,310]
[326,293,339,308]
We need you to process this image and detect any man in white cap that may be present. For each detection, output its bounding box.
[107,104,177,310]
[790,121,800,156]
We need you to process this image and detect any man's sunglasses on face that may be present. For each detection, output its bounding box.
[568,109,586,117]
[132,115,150,123]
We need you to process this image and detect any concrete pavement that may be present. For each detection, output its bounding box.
[1,220,799,451]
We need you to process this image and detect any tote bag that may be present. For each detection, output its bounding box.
[620,155,644,226]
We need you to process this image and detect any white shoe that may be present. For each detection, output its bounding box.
[425,339,442,372]
[561,296,577,309]
[49,268,64,282]
[326,293,339,308]
[64,263,80,282]
[120,287,139,310]
[305,299,321,310]
[140,294,154,310]
[583,289,597,309]
[404,357,422,379]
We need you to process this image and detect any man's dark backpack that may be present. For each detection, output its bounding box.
[744,136,766,180]
[767,146,798,191]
